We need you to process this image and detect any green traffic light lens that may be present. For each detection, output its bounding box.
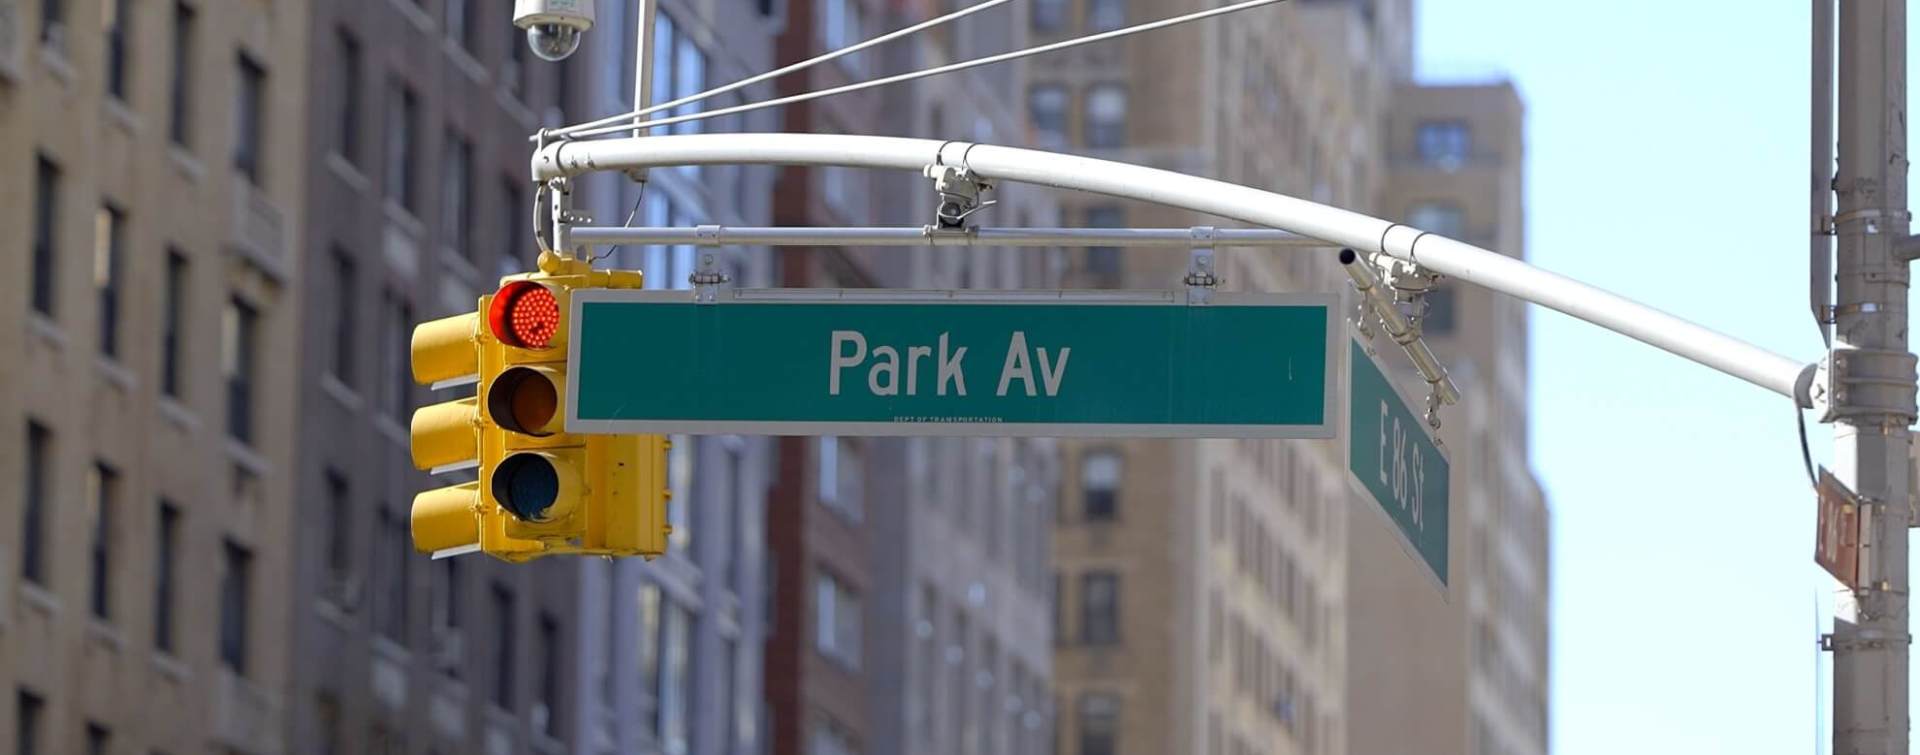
[493,453,559,521]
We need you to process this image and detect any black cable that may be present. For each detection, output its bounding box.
[593,186,648,263]
[1798,400,1819,489]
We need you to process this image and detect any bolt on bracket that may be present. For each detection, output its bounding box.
[690,227,731,303]
[1184,228,1220,305]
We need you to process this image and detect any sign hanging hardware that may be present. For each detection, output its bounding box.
[925,164,996,229]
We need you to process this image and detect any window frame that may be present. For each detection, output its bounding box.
[1079,570,1120,646]
[233,53,267,184]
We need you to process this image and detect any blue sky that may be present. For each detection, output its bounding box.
[1415,2,1853,752]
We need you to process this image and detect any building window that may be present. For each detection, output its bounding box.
[808,716,862,755]
[1079,571,1120,645]
[442,133,474,256]
[103,0,130,100]
[324,469,352,585]
[721,443,744,591]
[502,13,529,98]
[445,0,475,51]
[170,2,195,147]
[329,248,357,386]
[535,612,560,737]
[491,583,515,708]
[1030,0,1065,34]
[1406,201,1465,239]
[819,437,863,523]
[499,178,526,272]
[15,690,43,755]
[223,296,258,443]
[1416,120,1471,169]
[1027,85,1067,151]
[817,0,863,74]
[430,559,462,667]
[385,80,419,213]
[32,154,60,317]
[368,723,397,755]
[161,250,188,397]
[1077,694,1120,755]
[637,583,662,730]
[155,500,179,653]
[1052,572,1066,644]
[1087,0,1125,30]
[1081,450,1120,521]
[815,569,863,670]
[1084,205,1123,279]
[94,203,125,358]
[1422,286,1456,336]
[374,506,409,642]
[84,722,108,755]
[21,422,50,586]
[233,53,266,183]
[384,292,413,422]
[39,0,66,52]
[667,434,693,550]
[335,29,362,164]
[1083,84,1127,148]
[659,602,692,755]
[88,461,118,620]
[317,692,341,755]
[220,539,253,675]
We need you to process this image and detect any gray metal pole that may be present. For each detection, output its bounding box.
[1814,0,1835,345]
[630,0,657,168]
[1831,1,1914,752]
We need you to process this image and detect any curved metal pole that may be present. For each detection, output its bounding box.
[535,133,1814,404]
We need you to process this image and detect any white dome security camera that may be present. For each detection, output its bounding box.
[514,0,596,62]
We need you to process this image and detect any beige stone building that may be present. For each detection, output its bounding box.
[1360,81,1548,755]
[0,0,307,753]
[1034,3,1548,755]
[1036,1,1415,754]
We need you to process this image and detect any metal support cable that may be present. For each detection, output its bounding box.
[558,0,1291,139]
[548,0,1014,139]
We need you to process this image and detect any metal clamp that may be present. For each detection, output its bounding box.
[925,165,995,229]
[1338,248,1461,430]
[690,229,730,304]
[1819,347,1919,423]
[547,177,589,261]
[1821,629,1913,652]
[1184,228,1219,305]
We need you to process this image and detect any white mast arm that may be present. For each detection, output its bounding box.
[534,133,1814,404]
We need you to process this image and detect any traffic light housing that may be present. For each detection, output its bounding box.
[407,255,670,562]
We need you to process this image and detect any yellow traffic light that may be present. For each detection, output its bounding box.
[406,253,668,562]
[458,256,669,561]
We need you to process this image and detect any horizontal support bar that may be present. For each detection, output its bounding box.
[538,133,1814,404]
[567,225,1324,248]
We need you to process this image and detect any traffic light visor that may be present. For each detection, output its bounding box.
[412,483,481,553]
[488,281,561,350]
[411,313,479,385]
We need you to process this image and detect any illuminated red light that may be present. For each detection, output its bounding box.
[489,281,560,350]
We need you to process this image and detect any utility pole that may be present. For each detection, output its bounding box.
[1831,0,1915,752]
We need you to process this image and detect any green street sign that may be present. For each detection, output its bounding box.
[565,289,1335,438]
[1346,338,1450,587]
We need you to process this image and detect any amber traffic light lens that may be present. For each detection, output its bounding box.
[488,366,561,436]
[489,281,560,350]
